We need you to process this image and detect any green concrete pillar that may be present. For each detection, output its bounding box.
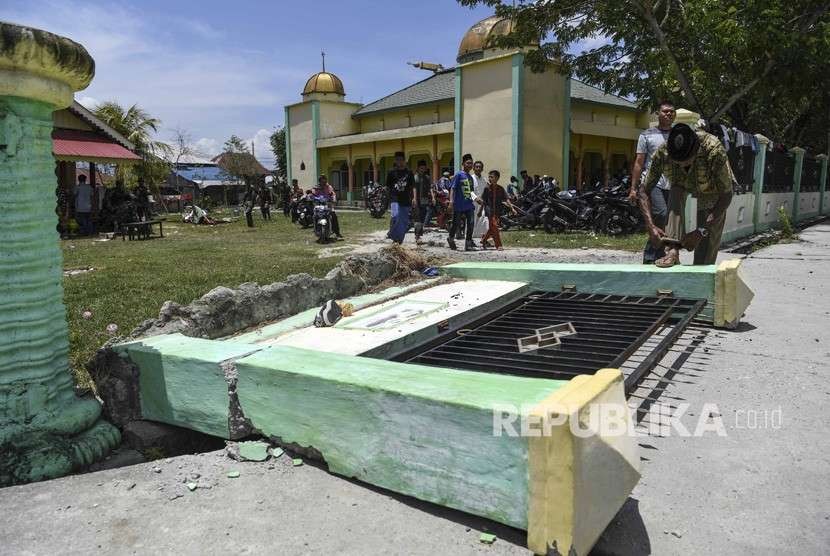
[817,154,828,215]
[752,134,770,233]
[0,23,119,485]
[790,146,805,222]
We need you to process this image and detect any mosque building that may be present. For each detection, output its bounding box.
[284,15,654,201]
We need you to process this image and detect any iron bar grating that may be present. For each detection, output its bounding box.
[390,291,705,393]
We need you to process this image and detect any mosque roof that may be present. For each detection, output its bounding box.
[353,70,455,117]
[353,70,638,118]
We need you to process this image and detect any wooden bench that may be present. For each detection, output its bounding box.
[122,219,164,241]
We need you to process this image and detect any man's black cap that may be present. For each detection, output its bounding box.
[667,123,699,162]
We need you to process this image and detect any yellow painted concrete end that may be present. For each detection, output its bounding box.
[527,369,640,555]
[714,258,755,328]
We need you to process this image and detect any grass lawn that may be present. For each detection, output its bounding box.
[61,209,645,388]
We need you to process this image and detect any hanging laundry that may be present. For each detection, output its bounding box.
[719,124,731,151]
[750,135,759,153]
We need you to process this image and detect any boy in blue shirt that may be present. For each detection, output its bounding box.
[447,153,477,251]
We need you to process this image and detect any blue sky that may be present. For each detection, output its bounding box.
[1,0,500,166]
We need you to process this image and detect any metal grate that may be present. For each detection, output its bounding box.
[390,291,705,395]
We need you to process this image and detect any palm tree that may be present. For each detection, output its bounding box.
[93,101,172,159]
[92,101,173,189]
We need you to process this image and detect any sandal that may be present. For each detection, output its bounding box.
[655,249,681,268]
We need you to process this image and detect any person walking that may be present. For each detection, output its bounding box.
[257,186,273,220]
[413,160,431,239]
[385,152,415,244]
[471,160,490,242]
[73,174,93,235]
[479,169,507,250]
[630,100,676,263]
[638,123,734,268]
[447,154,477,251]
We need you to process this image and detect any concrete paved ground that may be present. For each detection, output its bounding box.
[1,224,828,555]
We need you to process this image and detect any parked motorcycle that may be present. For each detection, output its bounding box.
[595,183,643,236]
[364,182,387,219]
[541,189,604,233]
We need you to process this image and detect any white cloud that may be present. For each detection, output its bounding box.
[0,0,300,157]
[77,96,100,110]
[194,137,220,158]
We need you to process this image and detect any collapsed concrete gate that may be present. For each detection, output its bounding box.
[105,259,752,555]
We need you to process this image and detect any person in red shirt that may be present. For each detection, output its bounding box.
[478,169,507,250]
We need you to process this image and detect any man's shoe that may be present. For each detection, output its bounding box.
[465,241,478,251]
[447,237,457,250]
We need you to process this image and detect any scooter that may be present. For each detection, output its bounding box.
[312,195,334,244]
[296,197,315,228]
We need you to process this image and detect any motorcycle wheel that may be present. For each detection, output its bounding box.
[542,210,566,234]
[600,212,626,236]
[316,222,331,244]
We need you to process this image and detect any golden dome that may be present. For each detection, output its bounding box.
[302,71,345,97]
[457,15,517,64]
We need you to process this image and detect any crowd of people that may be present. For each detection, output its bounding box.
[381,150,554,251]
[57,175,152,237]
[269,99,738,269]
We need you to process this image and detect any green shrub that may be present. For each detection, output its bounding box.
[777,206,794,239]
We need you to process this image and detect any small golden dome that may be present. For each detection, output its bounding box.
[302,71,345,97]
[457,15,517,64]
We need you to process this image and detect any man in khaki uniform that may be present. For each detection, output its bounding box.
[639,123,734,267]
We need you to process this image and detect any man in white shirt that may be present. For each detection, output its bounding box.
[74,174,94,236]
[471,160,490,241]
[629,100,676,263]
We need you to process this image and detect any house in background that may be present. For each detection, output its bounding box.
[53,100,141,229]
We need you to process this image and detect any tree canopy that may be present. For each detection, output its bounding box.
[458,0,830,152]
[269,127,287,181]
[92,100,172,186]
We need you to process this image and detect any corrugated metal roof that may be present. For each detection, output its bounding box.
[570,80,639,110]
[353,70,455,117]
[352,71,639,117]
[52,129,141,161]
[173,165,227,183]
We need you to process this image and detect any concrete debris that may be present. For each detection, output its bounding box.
[479,533,497,544]
[292,458,303,467]
[226,471,240,478]
[186,482,197,492]
[237,441,270,462]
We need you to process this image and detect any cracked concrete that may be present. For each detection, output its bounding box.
[2,225,827,554]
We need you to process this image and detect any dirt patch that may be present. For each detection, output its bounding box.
[325,229,642,265]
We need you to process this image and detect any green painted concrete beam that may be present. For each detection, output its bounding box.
[235,345,565,529]
[441,261,718,321]
[116,335,262,438]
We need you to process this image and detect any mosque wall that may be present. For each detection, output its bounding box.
[287,102,315,186]
[460,55,513,177]
[318,101,360,139]
[520,64,567,181]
